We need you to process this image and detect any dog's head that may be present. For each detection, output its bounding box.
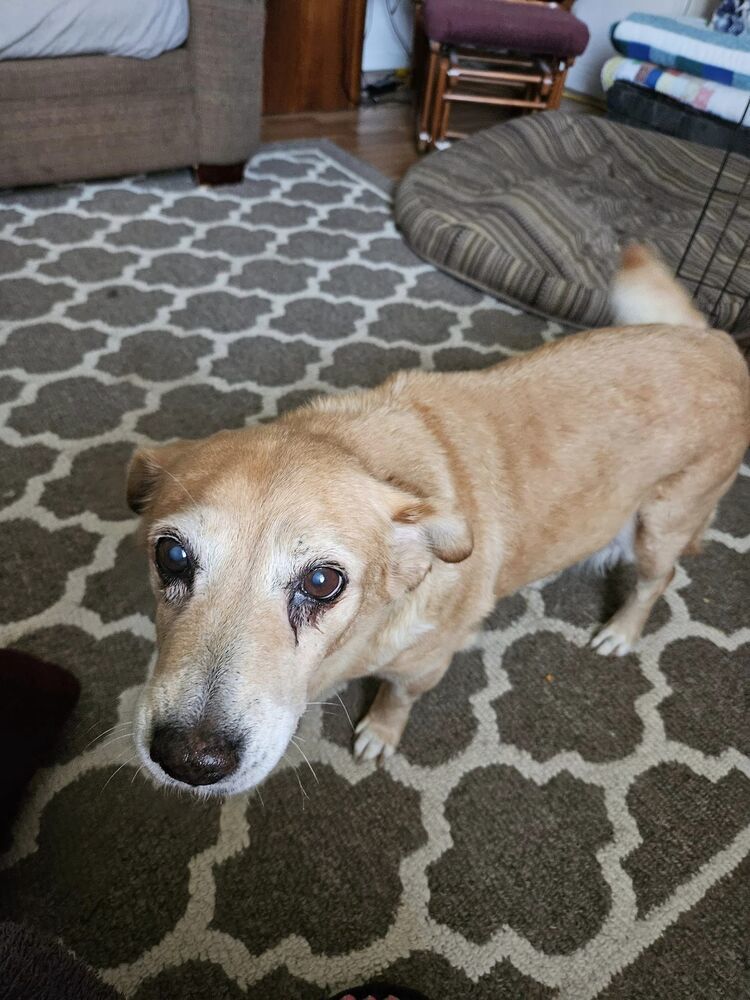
[127,417,471,795]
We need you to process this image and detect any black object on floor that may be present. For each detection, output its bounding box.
[0,648,80,843]
[327,986,431,1000]
[606,79,750,156]
[0,921,120,1000]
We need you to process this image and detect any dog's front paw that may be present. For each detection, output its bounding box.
[591,624,633,657]
[353,715,397,763]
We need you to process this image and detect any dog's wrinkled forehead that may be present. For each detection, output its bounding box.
[135,429,376,521]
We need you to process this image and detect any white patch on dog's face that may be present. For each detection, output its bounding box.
[134,502,374,795]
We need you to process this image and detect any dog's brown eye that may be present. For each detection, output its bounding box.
[155,537,190,577]
[302,566,344,601]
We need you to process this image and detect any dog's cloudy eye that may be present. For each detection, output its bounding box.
[302,566,344,601]
[155,537,190,577]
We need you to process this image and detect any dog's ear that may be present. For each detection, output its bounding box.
[389,497,473,593]
[126,449,164,515]
[126,444,191,515]
[394,499,473,563]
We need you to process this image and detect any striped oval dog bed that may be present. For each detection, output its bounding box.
[394,112,749,330]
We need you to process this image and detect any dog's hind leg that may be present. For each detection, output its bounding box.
[591,560,675,657]
[591,463,738,657]
[683,507,717,556]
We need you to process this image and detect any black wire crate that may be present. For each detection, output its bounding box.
[676,95,750,339]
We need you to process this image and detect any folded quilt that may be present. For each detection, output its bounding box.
[603,55,750,126]
[611,13,750,90]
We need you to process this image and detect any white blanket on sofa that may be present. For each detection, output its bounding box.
[0,0,189,60]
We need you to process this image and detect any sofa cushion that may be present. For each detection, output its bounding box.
[0,49,190,103]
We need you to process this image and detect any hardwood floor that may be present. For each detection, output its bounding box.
[262,103,420,180]
[261,92,602,181]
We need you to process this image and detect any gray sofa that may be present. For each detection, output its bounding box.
[0,0,265,188]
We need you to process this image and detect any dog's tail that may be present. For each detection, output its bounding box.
[609,243,708,329]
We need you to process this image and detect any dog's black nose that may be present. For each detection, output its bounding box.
[149,724,242,786]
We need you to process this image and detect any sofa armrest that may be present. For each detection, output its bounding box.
[187,0,265,165]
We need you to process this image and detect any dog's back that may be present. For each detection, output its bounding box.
[370,247,749,593]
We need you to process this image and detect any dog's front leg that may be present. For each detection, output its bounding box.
[353,652,452,763]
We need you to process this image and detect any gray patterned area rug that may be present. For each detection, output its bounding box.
[0,141,748,1000]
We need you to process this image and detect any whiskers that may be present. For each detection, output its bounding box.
[97,731,136,753]
[82,720,134,753]
[282,690,355,809]
[86,720,139,792]
[305,692,355,732]
[293,768,310,805]
[290,735,319,784]
[283,751,310,810]
[100,752,140,793]
[334,691,354,732]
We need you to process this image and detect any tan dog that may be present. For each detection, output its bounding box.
[128,247,749,795]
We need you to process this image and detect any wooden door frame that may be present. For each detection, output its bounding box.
[263,0,367,114]
[343,0,367,106]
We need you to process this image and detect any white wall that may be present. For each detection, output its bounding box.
[362,0,413,72]
[566,0,716,97]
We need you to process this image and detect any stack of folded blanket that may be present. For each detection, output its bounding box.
[602,10,750,151]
